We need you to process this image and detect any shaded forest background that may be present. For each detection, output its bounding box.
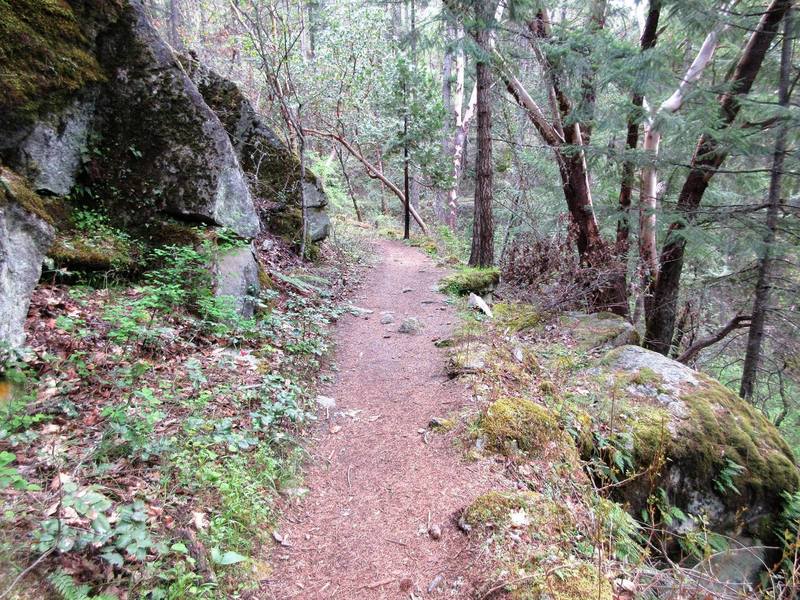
[144,0,799,452]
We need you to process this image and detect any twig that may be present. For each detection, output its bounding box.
[362,577,395,589]
[0,549,54,600]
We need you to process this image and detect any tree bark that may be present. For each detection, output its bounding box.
[438,22,456,224]
[677,315,751,365]
[740,7,793,400]
[616,0,660,245]
[444,3,504,229]
[639,20,725,317]
[469,4,494,268]
[644,0,789,354]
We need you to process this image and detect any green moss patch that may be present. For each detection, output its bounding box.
[0,167,54,223]
[0,0,107,120]
[480,397,570,458]
[494,302,543,332]
[508,562,613,600]
[439,266,500,296]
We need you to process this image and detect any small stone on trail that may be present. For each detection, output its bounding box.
[421,300,436,304]
[428,524,442,540]
[383,335,391,339]
[316,395,336,410]
[380,313,394,324]
[398,317,422,334]
[272,530,291,546]
[427,574,444,593]
[347,305,373,316]
[402,287,413,293]
[428,417,448,430]
[457,515,472,533]
[329,425,342,434]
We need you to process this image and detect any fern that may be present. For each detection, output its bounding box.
[48,571,117,600]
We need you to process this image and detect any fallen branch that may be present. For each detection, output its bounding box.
[302,128,429,234]
[677,315,751,364]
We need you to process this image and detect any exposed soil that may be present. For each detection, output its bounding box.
[264,240,504,599]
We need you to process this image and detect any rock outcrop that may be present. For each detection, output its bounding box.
[214,245,261,319]
[0,0,330,345]
[0,169,55,348]
[580,343,798,572]
[182,54,330,243]
[89,4,260,238]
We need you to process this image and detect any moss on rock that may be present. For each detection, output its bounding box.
[494,302,543,332]
[559,312,639,351]
[463,490,573,533]
[446,341,491,378]
[481,397,570,458]
[580,345,799,545]
[439,267,500,296]
[0,167,54,224]
[0,0,108,121]
[508,562,613,600]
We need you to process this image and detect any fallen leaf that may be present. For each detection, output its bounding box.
[191,511,208,530]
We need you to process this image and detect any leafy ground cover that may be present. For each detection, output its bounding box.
[0,224,370,599]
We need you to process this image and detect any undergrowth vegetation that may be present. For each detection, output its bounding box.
[0,226,369,599]
[435,279,800,599]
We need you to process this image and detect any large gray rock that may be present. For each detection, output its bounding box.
[304,180,330,242]
[0,171,55,347]
[12,96,95,196]
[89,2,260,238]
[560,311,639,351]
[214,245,261,318]
[578,344,798,572]
[182,54,330,243]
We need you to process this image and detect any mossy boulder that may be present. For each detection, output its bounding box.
[0,169,55,347]
[582,345,799,555]
[87,3,260,239]
[480,397,573,459]
[559,311,639,351]
[439,267,500,296]
[181,54,330,244]
[445,340,491,378]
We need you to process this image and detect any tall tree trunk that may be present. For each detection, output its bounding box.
[639,19,725,319]
[444,3,504,230]
[617,1,660,248]
[644,0,790,354]
[168,0,181,48]
[740,8,793,400]
[469,8,494,268]
[438,23,456,224]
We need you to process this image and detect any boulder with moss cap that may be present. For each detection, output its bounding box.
[580,344,798,577]
[0,168,55,347]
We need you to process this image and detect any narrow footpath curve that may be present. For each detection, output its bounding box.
[264,240,503,599]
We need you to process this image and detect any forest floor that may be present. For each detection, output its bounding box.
[264,240,505,599]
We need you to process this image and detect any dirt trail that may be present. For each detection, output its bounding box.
[265,240,503,599]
